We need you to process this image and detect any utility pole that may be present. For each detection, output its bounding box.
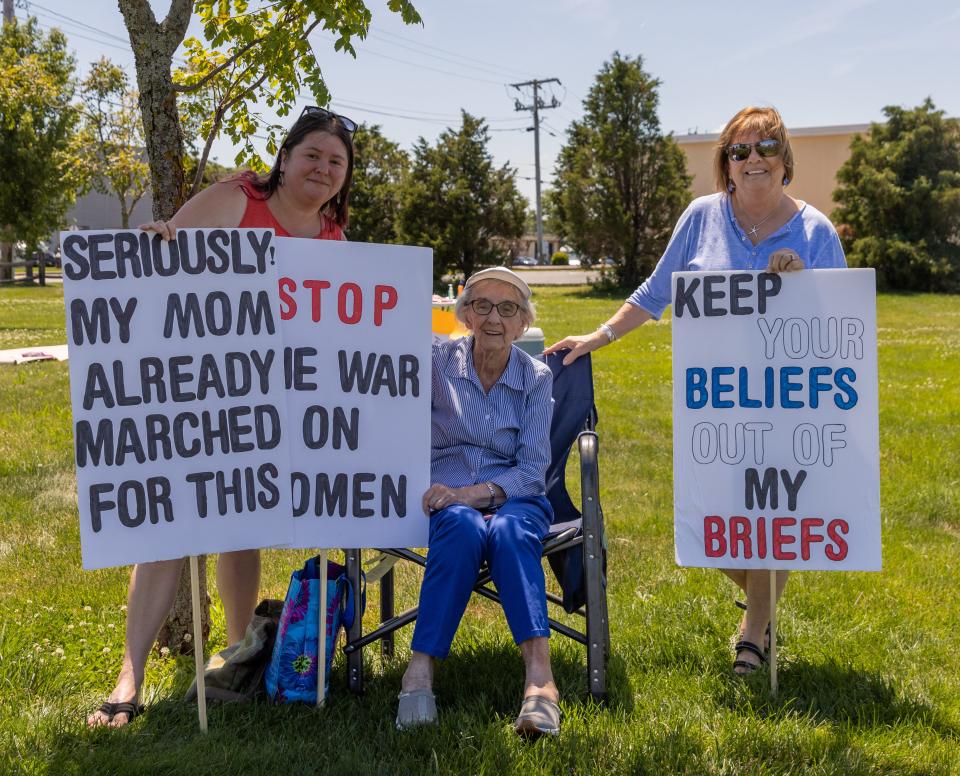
[511,77,560,263]
[3,0,14,25]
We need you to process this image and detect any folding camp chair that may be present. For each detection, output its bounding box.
[342,351,610,700]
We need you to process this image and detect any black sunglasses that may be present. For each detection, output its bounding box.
[468,299,521,318]
[726,138,781,162]
[299,105,357,134]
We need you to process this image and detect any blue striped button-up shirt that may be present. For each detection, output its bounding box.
[431,336,553,498]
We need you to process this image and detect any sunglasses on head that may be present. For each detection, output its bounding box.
[726,138,781,162]
[299,105,358,133]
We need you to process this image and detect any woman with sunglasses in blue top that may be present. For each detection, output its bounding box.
[88,107,358,728]
[546,106,847,676]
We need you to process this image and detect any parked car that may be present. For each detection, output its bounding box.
[16,240,59,267]
[512,256,537,266]
[33,241,60,268]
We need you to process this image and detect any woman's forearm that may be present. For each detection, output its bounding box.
[602,302,654,340]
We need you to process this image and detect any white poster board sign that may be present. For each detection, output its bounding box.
[61,229,294,569]
[277,238,432,548]
[672,269,880,571]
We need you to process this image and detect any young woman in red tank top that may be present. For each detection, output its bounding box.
[90,108,356,728]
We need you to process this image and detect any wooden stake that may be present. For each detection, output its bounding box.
[189,555,208,732]
[769,569,778,697]
[316,550,329,708]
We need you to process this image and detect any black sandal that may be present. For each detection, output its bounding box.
[735,600,772,653]
[733,640,767,675]
[94,700,145,724]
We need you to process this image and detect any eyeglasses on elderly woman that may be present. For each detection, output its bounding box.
[298,105,358,133]
[725,138,781,162]
[468,299,521,318]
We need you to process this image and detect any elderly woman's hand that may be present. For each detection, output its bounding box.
[138,220,176,241]
[422,484,464,515]
[766,248,804,273]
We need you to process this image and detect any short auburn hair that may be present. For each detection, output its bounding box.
[714,106,795,193]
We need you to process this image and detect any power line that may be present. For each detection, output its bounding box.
[370,28,531,80]
[29,17,134,55]
[312,32,507,86]
[330,102,472,126]
[327,96,526,123]
[366,30,530,82]
[27,10,187,67]
[327,100,529,130]
[29,2,130,45]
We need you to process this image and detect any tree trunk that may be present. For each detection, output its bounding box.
[118,0,201,653]
[155,556,211,655]
[118,0,191,220]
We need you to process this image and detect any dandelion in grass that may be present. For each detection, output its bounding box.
[102,647,110,654]
[159,646,170,658]
[83,606,91,612]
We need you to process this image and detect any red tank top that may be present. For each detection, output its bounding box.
[235,175,344,240]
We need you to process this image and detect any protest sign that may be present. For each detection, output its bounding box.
[672,269,880,571]
[61,228,293,569]
[276,238,433,548]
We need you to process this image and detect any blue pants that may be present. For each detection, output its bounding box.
[410,495,554,659]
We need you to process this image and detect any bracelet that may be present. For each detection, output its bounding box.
[598,322,618,343]
[485,481,497,510]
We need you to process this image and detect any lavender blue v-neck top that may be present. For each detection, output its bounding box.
[626,193,846,319]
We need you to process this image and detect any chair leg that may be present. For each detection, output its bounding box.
[580,431,608,701]
[380,568,395,659]
[345,548,364,694]
[584,534,608,700]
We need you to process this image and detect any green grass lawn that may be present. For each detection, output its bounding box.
[1,284,958,775]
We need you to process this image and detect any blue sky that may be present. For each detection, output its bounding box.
[20,0,960,206]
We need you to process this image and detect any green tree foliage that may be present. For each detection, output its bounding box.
[398,111,527,285]
[833,99,960,292]
[78,58,150,228]
[0,18,82,276]
[548,52,691,288]
[182,155,234,193]
[348,124,409,243]
[118,0,421,217]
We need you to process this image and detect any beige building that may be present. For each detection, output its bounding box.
[675,124,869,216]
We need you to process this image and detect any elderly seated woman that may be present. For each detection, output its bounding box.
[396,267,559,737]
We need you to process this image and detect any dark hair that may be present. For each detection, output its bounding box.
[242,112,354,227]
[714,105,795,193]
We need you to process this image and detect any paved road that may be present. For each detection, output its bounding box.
[511,267,601,285]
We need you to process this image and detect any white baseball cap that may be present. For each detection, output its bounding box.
[463,266,532,300]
